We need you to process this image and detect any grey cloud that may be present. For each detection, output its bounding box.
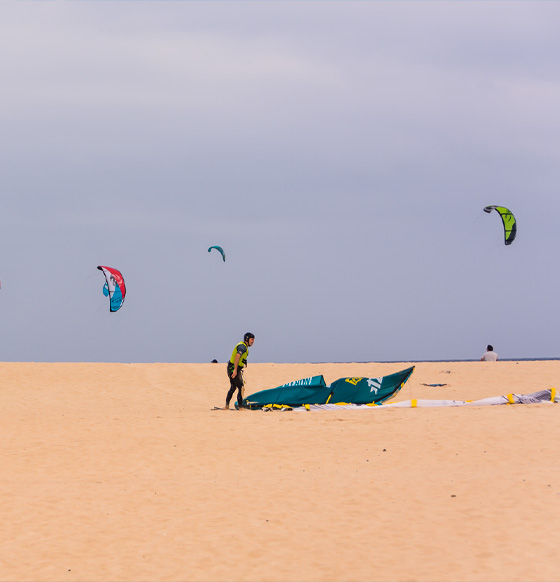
[0,1,559,364]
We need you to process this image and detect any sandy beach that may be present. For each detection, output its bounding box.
[1,360,559,582]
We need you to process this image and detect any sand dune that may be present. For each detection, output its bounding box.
[1,360,559,581]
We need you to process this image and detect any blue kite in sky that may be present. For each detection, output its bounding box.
[208,246,226,262]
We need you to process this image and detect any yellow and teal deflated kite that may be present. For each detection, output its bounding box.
[241,366,415,409]
[483,205,517,245]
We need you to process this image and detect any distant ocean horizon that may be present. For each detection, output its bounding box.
[344,357,560,364]
[1,358,558,364]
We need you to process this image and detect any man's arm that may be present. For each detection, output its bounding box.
[231,352,241,378]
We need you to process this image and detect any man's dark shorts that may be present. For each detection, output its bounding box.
[227,363,244,390]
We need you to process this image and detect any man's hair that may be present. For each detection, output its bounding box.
[487,345,493,351]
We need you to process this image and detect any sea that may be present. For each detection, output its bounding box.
[374,357,560,363]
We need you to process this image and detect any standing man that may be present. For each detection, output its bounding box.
[481,345,498,361]
[225,332,255,409]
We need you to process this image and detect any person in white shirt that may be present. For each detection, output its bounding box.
[481,345,498,361]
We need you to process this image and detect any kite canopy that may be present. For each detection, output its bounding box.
[244,375,330,408]
[328,367,415,405]
[483,205,517,245]
[242,366,415,409]
[97,265,126,312]
[208,246,226,262]
[294,388,558,411]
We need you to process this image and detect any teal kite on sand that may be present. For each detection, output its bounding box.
[241,366,415,409]
[208,246,226,262]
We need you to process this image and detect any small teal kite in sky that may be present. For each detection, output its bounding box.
[483,205,517,245]
[208,246,226,262]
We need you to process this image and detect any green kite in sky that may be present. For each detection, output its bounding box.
[483,205,517,245]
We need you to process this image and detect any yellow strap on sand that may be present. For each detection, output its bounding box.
[305,404,310,411]
[551,388,556,402]
[411,399,417,408]
[507,394,514,404]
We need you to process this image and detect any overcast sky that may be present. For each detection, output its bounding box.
[1,1,559,363]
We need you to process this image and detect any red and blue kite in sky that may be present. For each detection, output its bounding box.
[97,265,126,312]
